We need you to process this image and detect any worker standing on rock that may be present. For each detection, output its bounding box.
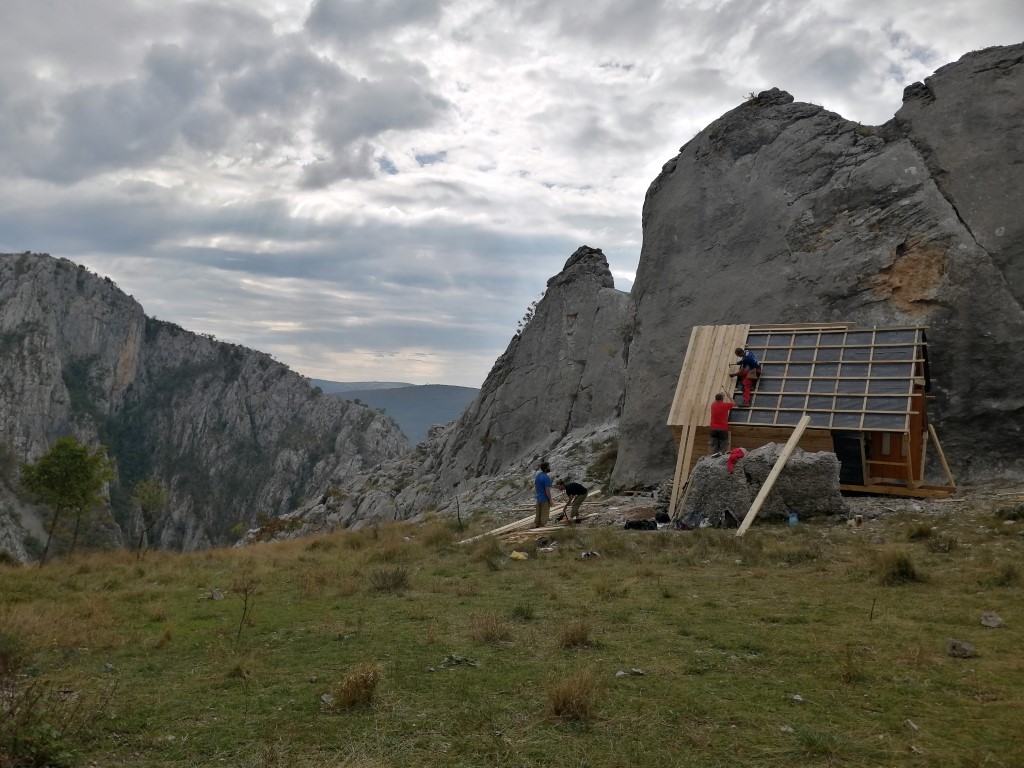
[534,461,553,528]
[708,392,735,455]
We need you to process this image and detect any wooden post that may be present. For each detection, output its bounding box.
[736,415,810,536]
[927,424,956,489]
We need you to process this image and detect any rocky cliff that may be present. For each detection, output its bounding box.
[394,246,630,509]
[614,43,1024,489]
[0,253,409,557]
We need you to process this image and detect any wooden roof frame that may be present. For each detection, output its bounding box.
[667,323,955,517]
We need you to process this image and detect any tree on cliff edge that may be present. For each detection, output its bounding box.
[20,436,115,565]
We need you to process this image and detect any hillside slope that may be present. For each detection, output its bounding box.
[0,253,409,557]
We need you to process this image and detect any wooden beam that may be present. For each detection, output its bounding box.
[457,514,535,545]
[927,423,956,488]
[736,414,811,536]
[839,483,955,499]
[667,427,692,519]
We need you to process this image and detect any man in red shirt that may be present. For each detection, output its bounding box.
[708,392,735,455]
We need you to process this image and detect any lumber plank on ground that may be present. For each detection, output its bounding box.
[457,514,535,545]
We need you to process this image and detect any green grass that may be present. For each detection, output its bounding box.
[1,510,1022,767]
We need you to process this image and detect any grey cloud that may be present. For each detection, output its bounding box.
[11,41,221,182]
[0,0,181,79]
[507,0,670,47]
[183,2,274,41]
[318,77,450,151]
[299,144,378,187]
[300,75,451,186]
[221,47,347,117]
[305,0,448,43]
[180,106,234,151]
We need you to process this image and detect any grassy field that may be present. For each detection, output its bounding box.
[1,501,1022,768]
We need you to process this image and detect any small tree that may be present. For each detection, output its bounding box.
[20,436,115,565]
[132,476,170,560]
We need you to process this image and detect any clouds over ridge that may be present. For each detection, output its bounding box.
[0,0,1022,386]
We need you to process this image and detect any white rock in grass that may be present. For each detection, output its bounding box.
[981,611,1004,628]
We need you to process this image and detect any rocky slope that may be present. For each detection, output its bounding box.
[395,246,629,506]
[614,43,1024,489]
[0,253,409,557]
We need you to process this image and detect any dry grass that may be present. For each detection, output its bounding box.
[873,547,923,585]
[369,565,410,592]
[557,617,594,648]
[328,662,382,708]
[150,624,174,649]
[547,670,602,721]
[467,612,512,643]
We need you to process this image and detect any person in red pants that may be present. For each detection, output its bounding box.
[730,347,762,406]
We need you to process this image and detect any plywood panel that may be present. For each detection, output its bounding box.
[668,324,750,508]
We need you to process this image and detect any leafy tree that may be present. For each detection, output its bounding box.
[132,476,170,560]
[20,436,115,565]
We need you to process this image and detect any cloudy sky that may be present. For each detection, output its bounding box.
[1,1,1021,387]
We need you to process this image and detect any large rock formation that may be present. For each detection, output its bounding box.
[614,43,1024,489]
[393,246,629,511]
[0,253,408,556]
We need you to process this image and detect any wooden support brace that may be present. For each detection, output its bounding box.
[736,414,810,536]
[927,424,956,489]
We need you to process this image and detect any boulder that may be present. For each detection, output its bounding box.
[680,445,846,529]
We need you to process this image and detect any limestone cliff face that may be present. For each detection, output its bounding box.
[614,44,1024,488]
[0,253,408,555]
[394,246,629,510]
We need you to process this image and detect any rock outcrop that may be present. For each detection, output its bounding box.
[394,246,629,512]
[0,253,409,557]
[615,43,1024,489]
[680,446,847,529]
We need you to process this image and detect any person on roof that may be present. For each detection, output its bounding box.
[730,347,762,406]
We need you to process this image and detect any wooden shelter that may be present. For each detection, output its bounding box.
[667,323,956,515]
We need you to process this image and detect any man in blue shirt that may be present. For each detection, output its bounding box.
[731,347,762,406]
[534,461,552,528]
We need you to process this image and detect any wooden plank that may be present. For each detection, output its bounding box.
[668,326,701,427]
[928,423,956,488]
[667,425,693,518]
[736,415,811,536]
[457,514,535,545]
[839,483,955,499]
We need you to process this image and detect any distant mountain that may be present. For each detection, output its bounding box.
[328,384,479,443]
[308,379,411,394]
[0,253,409,557]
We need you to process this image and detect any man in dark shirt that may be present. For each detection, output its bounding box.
[555,478,588,524]
[730,347,762,406]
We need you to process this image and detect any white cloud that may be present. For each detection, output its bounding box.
[0,0,1021,387]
